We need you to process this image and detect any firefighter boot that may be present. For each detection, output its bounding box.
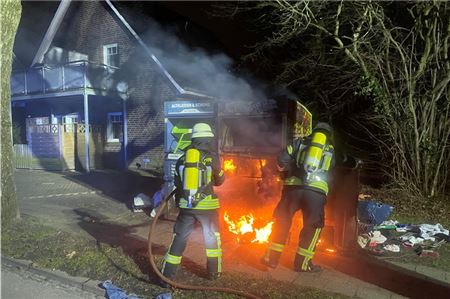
[296,261,322,273]
[260,254,278,269]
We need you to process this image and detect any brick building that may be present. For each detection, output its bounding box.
[11,0,214,172]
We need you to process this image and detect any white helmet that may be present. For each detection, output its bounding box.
[191,123,214,138]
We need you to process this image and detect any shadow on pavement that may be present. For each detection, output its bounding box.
[64,170,163,209]
[73,208,208,282]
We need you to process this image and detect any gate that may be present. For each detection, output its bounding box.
[13,124,63,170]
[14,123,104,171]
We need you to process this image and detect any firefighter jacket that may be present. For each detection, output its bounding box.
[174,138,225,210]
[278,135,334,195]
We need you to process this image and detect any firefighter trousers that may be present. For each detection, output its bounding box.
[161,209,222,278]
[264,187,325,271]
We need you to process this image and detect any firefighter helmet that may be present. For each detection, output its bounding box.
[192,123,214,138]
[313,122,333,135]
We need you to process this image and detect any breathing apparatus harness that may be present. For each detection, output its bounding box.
[179,148,212,208]
[293,128,334,191]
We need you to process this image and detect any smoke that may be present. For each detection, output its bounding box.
[138,17,269,101]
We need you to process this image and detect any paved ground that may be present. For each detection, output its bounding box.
[1,259,101,299]
[11,170,413,298]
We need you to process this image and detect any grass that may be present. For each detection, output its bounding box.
[1,215,349,299]
[360,185,450,227]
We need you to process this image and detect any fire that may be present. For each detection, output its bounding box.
[223,159,237,173]
[223,211,274,244]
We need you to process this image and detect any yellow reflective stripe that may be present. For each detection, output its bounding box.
[284,176,302,185]
[206,248,223,257]
[297,247,314,258]
[218,170,224,176]
[269,242,285,252]
[179,197,220,210]
[301,228,321,270]
[321,153,332,170]
[308,228,322,252]
[287,145,293,155]
[164,253,182,265]
[215,232,222,272]
[301,256,310,270]
[308,181,328,194]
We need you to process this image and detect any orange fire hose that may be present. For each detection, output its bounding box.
[147,189,263,299]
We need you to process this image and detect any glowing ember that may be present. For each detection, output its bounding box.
[223,211,274,244]
[223,159,237,173]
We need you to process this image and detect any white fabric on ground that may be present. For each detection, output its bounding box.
[383,244,400,252]
[370,231,387,244]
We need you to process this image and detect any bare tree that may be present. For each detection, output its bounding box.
[244,0,450,197]
[1,0,22,224]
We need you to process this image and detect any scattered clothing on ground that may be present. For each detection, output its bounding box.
[101,280,141,299]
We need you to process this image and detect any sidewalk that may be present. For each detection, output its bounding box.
[14,169,404,298]
[1,256,103,299]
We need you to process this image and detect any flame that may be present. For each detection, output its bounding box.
[325,248,336,253]
[223,159,237,173]
[223,211,274,244]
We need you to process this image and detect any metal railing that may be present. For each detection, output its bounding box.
[11,60,124,97]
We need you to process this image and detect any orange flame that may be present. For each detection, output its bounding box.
[223,211,274,244]
[223,159,237,173]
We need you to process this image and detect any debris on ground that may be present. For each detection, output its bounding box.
[358,200,394,225]
[133,193,152,213]
[101,280,141,299]
[383,244,400,252]
[154,292,172,299]
[357,198,449,259]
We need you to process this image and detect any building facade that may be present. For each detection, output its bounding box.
[11,1,179,172]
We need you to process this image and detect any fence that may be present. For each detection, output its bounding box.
[14,123,104,171]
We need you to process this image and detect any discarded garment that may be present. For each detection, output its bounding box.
[155,293,172,299]
[101,280,141,299]
[369,231,387,244]
[419,223,449,239]
[401,236,424,246]
[357,234,370,248]
[383,244,400,252]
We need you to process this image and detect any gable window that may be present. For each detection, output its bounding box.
[107,112,123,142]
[103,43,119,67]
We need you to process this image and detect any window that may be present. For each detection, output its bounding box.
[103,44,119,67]
[107,112,123,142]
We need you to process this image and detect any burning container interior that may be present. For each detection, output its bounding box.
[163,99,360,268]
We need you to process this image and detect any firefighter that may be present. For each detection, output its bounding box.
[161,123,225,286]
[261,122,334,272]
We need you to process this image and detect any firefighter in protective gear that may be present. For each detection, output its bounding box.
[262,122,334,272]
[161,123,225,285]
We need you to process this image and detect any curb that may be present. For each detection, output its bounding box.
[1,255,105,297]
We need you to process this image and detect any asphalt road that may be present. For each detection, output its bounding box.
[1,264,102,299]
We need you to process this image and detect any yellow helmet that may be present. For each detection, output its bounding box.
[191,123,214,138]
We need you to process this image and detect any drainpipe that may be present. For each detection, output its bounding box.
[122,97,128,169]
[83,62,90,172]
[83,92,89,172]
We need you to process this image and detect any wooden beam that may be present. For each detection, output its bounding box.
[31,0,71,66]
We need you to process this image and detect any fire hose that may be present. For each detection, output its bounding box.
[147,189,263,299]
